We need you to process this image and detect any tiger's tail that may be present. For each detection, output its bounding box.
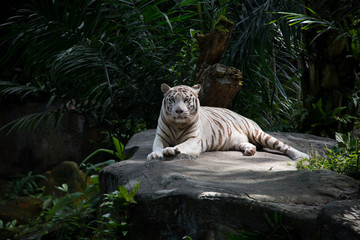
[248,127,309,160]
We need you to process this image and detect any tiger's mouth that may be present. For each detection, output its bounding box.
[172,113,190,121]
[173,116,187,120]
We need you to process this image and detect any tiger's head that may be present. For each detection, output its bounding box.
[161,83,201,124]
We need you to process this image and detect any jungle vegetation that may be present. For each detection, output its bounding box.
[0,0,359,141]
[0,0,359,239]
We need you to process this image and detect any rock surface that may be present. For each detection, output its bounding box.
[43,161,85,197]
[318,200,360,240]
[99,129,359,240]
[0,102,106,179]
[0,197,42,224]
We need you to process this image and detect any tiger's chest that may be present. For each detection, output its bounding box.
[167,124,201,147]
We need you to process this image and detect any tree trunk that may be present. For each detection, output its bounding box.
[198,63,242,108]
[195,16,242,108]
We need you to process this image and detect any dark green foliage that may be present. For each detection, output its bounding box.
[4,172,47,199]
[1,2,360,239]
[0,110,62,136]
[1,0,359,138]
[81,135,126,163]
[0,219,18,240]
[0,138,137,239]
[0,0,310,141]
[10,159,139,239]
[297,132,360,179]
[223,0,304,129]
[0,0,201,142]
[305,98,356,138]
[95,181,140,238]
[0,0,359,165]
[275,3,360,135]
[276,5,360,49]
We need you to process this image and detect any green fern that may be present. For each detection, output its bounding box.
[8,172,47,197]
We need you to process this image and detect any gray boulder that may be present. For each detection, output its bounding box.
[0,102,106,178]
[318,200,360,240]
[99,129,359,240]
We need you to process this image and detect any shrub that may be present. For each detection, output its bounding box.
[297,132,360,179]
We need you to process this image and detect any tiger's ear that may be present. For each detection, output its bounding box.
[192,84,201,94]
[161,83,171,94]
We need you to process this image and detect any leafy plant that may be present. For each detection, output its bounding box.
[183,236,194,240]
[82,135,125,163]
[297,131,360,179]
[305,98,355,137]
[170,28,200,86]
[4,171,47,199]
[16,167,139,240]
[0,0,200,143]
[93,181,141,239]
[220,0,305,129]
[18,182,95,239]
[12,136,139,239]
[0,0,315,139]
[0,219,18,240]
[0,219,17,229]
[275,7,360,51]
[273,4,360,136]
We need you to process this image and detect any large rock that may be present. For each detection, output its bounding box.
[0,102,105,179]
[0,197,42,224]
[43,161,85,197]
[99,129,359,240]
[318,200,360,240]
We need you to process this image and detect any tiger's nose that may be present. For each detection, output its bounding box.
[175,109,183,114]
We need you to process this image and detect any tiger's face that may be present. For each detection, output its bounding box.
[161,83,201,124]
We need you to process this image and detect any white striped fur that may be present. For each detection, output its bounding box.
[147,84,309,161]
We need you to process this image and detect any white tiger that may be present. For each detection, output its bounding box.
[147,84,309,161]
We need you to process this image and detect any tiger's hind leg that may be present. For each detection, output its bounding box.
[235,142,257,156]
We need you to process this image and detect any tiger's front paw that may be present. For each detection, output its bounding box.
[162,147,181,157]
[147,151,163,161]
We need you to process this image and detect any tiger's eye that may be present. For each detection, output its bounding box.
[169,96,175,103]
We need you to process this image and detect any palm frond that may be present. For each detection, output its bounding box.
[0,81,44,100]
[0,109,63,136]
[0,0,201,140]
[220,0,303,128]
[278,6,360,46]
